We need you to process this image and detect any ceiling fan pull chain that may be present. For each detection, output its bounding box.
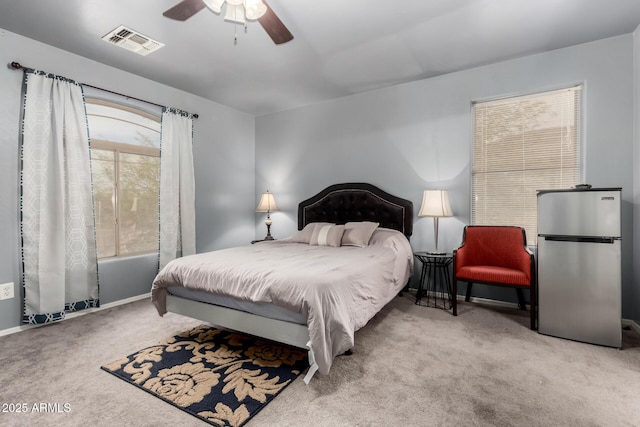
[234,13,238,45]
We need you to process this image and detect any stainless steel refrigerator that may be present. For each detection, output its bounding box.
[537,187,622,348]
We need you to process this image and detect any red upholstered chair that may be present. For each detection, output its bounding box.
[452,226,536,330]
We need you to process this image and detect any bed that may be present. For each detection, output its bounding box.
[151,183,414,383]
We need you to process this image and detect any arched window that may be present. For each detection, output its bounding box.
[86,99,161,258]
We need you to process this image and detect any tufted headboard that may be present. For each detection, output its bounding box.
[297,183,413,239]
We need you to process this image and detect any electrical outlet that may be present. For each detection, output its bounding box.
[0,282,14,300]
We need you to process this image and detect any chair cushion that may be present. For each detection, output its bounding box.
[457,265,530,286]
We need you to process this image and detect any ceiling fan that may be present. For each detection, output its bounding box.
[163,0,293,44]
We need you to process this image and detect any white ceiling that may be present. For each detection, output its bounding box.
[1,0,640,116]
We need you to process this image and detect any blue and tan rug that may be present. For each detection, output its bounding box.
[101,325,308,427]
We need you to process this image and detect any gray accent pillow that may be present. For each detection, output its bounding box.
[290,222,332,243]
[310,224,346,247]
[341,221,380,247]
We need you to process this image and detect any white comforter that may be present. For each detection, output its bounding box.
[151,228,413,375]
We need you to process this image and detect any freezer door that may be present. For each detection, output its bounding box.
[537,190,621,237]
[537,237,621,347]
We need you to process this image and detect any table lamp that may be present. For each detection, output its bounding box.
[418,189,453,254]
[256,190,279,240]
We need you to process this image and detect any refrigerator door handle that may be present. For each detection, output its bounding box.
[540,235,616,244]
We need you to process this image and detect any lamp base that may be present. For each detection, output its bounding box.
[263,221,274,240]
[427,250,447,255]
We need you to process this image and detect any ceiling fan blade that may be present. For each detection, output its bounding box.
[163,0,206,21]
[258,1,294,44]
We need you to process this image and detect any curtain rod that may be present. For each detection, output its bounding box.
[10,61,198,119]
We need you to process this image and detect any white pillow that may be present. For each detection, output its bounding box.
[341,221,379,247]
[310,224,346,247]
[289,222,333,244]
[367,227,402,246]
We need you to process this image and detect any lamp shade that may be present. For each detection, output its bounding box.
[256,191,279,212]
[203,0,224,13]
[245,0,267,19]
[418,190,453,218]
[224,3,246,23]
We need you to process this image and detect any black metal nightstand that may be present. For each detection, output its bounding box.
[414,252,454,311]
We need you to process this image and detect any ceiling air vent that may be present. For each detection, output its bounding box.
[101,25,164,56]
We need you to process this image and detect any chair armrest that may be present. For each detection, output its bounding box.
[452,243,468,271]
[512,246,534,283]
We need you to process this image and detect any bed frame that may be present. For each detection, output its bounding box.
[165,182,413,382]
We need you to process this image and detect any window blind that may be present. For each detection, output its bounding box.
[472,86,582,244]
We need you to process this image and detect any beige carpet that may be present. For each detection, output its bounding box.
[0,294,639,426]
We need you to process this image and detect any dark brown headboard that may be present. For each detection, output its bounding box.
[298,183,413,239]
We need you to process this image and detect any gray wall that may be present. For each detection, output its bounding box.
[256,34,638,321]
[0,30,256,331]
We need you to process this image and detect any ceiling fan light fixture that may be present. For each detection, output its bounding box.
[245,0,267,20]
[224,3,246,24]
[203,0,224,14]
[162,0,292,44]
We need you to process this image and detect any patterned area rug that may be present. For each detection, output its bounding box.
[101,325,308,427]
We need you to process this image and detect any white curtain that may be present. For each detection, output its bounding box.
[21,71,99,324]
[159,108,196,269]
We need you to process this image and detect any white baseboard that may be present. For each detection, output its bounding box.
[0,293,149,338]
[460,294,525,309]
[622,318,640,334]
[412,287,529,309]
